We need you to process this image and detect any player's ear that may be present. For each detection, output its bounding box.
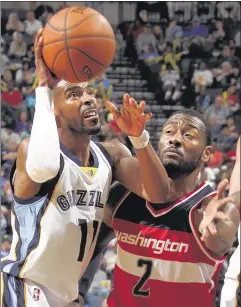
[201,145,212,163]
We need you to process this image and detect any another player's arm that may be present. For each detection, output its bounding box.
[103,95,170,203]
[229,136,240,210]
[195,137,240,257]
[14,29,60,197]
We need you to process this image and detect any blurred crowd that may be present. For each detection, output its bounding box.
[1,2,240,307]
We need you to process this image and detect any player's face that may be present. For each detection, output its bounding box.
[55,81,101,136]
[158,115,212,180]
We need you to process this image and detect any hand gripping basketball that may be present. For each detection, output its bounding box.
[35,28,60,89]
[105,94,152,137]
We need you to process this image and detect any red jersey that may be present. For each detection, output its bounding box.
[107,183,225,307]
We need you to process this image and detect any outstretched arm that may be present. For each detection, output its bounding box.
[196,136,240,257]
[103,95,170,204]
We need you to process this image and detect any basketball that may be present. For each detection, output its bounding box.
[42,6,116,83]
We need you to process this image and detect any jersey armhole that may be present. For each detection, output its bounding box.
[10,154,65,205]
[188,192,226,264]
[94,142,115,182]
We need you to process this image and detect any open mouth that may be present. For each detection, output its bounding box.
[84,110,98,119]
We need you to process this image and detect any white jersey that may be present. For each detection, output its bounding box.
[220,224,240,307]
[225,224,240,281]
[1,141,112,302]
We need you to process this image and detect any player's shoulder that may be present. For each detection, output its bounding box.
[101,139,132,162]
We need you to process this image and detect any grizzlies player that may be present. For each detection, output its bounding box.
[221,137,240,307]
[0,29,170,307]
[79,111,239,307]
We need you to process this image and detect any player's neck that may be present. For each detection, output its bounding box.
[168,170,200,201]
[59,129,92,166]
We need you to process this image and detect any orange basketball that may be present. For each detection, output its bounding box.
[42,6,116,83]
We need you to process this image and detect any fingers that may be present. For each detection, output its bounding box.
[104,101,120,119]
[144,113,152,121]
[34,28,44,51]
[123,93,130,106]
[35,29,44,60]
[216,179,229,200]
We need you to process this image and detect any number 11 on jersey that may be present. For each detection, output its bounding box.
[77,219,99,262]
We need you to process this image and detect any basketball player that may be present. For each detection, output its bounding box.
[78,110,239,307]
[220,136,240,307]
[0,30,170,307]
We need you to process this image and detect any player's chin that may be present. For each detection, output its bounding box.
[161,154,181,165]
[84,122,101,135]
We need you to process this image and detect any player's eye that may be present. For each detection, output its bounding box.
[185,133,194,139]
[87,90,94,96]
[70,92,79,98]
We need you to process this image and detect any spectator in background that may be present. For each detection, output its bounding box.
[225,85,239,111]
[165,20,183,41]
[115,29,126,58]
[153,25,164,46]
[136,23,156,55]
[0,236,11,257]
[139,44,158,61]
[15,60,35,84]
[128,19,143,42]
[8,31,27,59]
[195,86,212,113]
[226,115,239,138]
[1,69,13,91]
[1,138,18,166]
[5,12,24,35]
[24,10,42,37]
[1,82,23,108]
[160,43,183,73]
[212,20,226,50]
[208,114,222,140]
[204,95,230,125]
[218,45,240,69]
[215,61,236,90]
[15,109,31,135]
[184,15,209,38]
[91,74,113,102]
[1,39,10,74]
[207,140,224,169]
[192,61,213,92]
[216,124,236,153]
[24,44,35,67]
[234,31,240,47]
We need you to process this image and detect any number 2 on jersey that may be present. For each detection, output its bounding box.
[133,259,153,296]
[77,219,99,262]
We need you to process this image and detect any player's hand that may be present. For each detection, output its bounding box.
[198,179,233,241]
[105,94,152,137]
[35,28,60,89]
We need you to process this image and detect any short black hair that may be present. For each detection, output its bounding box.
[221,124,228,130]
[167,109,212,146]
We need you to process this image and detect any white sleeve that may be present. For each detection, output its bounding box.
[26,87,61,183]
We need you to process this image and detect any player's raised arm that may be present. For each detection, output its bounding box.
[14,29,61,196]
[26,29,61,183]
[103,94,170,203]
[197,136,240,256]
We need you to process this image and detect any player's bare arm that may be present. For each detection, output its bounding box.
[102,95,170,203]
[228,136,240,209]
[14,29,60,198]
[196,137,240,256]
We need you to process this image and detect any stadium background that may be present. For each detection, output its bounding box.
[1,1,240,306]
